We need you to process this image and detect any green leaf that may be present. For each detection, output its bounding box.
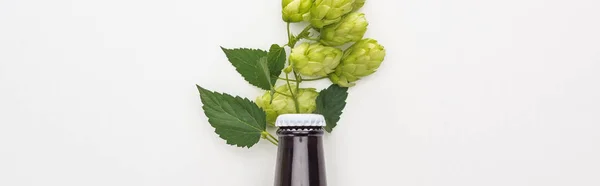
[266,44,287,103]
[315,84,349,133]
[267,44,286,82]
[220,47,271,90]
[256,56,273,90]
[220,46,286,91]
[196,85,267,148]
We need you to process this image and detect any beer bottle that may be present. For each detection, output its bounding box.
[273,114,327,186]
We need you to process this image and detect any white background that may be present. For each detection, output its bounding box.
[1,0,599,185]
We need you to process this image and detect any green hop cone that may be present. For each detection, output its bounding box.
[320,12,368,46]
[290,42,343,77]
[329,38,386,87]
[255,85,319,125]
[309,0,356,28]
[282,0,313,22]
[353,0,366,10]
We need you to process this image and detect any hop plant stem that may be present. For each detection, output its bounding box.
[286,23,293,45]
[302,77,328,81]
[275,90,293,97]
[285,72,301,113]
[268,133,279,143]
[293,71,301,95]
[284,23,300,112]
[284,22,313,113]
[261,131,279,146]
[278,76,327,82]
[265,134,279,146]
[287,23,313,47]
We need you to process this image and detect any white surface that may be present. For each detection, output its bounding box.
[1,0,600,185]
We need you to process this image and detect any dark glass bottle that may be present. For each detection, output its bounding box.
[273,114,327,186]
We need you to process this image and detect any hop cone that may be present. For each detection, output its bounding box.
[309,0,356,28]
[329,38,386,87]
[353,0,366,10]
[320,12,368,46]
[290,42,343,77]
[282,0,313,22]
[256,85,319,125]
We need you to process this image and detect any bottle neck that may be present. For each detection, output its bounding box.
[274,126,327,186]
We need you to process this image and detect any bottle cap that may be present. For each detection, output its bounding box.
[275,114,326,127]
